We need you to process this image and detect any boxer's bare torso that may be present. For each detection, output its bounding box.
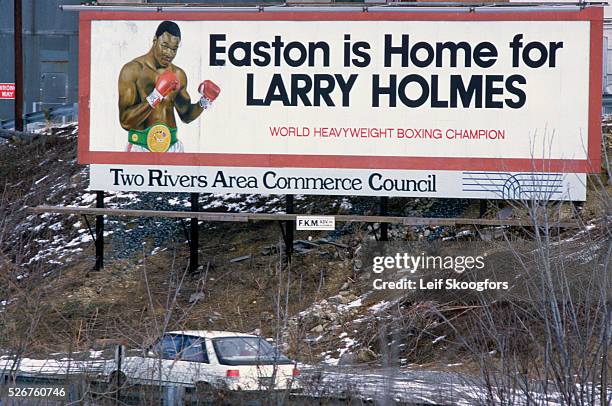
[118,32,202,132]
[119,58,180,129]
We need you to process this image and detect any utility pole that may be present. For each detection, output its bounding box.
[14,0,23,131]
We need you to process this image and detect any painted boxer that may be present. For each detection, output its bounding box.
[118,21,220,152]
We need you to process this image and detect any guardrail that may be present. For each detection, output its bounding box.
[0,103,78,130]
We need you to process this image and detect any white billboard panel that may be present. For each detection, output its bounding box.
[89,165,586,201]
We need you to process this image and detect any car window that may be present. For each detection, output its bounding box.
[152,334,210,363]
[212,337,292,366]
[180,335,209,363]
[155,335,182,360]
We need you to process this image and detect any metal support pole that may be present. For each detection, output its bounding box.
[479,199,487,218]
[380,196,389,241]
[114,344,124,404]
[14,0,23,131]
[285,194,294,262]
[94,191,104,271]
[189,193,199,273]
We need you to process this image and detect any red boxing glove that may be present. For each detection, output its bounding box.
[147,71,180,108]
[198,80,221,109]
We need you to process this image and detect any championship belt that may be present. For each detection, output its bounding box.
[146,124,172,152]
[128,124,178,152]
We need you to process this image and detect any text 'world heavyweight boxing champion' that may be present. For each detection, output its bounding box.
[118,21,221,152]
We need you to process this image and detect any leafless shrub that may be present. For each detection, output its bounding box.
[444,169,612,404]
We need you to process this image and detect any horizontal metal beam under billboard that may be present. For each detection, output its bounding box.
[30,205,581,228]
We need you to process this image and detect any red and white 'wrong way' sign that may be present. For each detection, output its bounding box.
[0,83,15,100]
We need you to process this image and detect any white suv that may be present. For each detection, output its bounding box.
[106,330,300,392]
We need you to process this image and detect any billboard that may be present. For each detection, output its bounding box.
[79,8,603,200]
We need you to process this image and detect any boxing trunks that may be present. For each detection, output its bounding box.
[128,124,178,152]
